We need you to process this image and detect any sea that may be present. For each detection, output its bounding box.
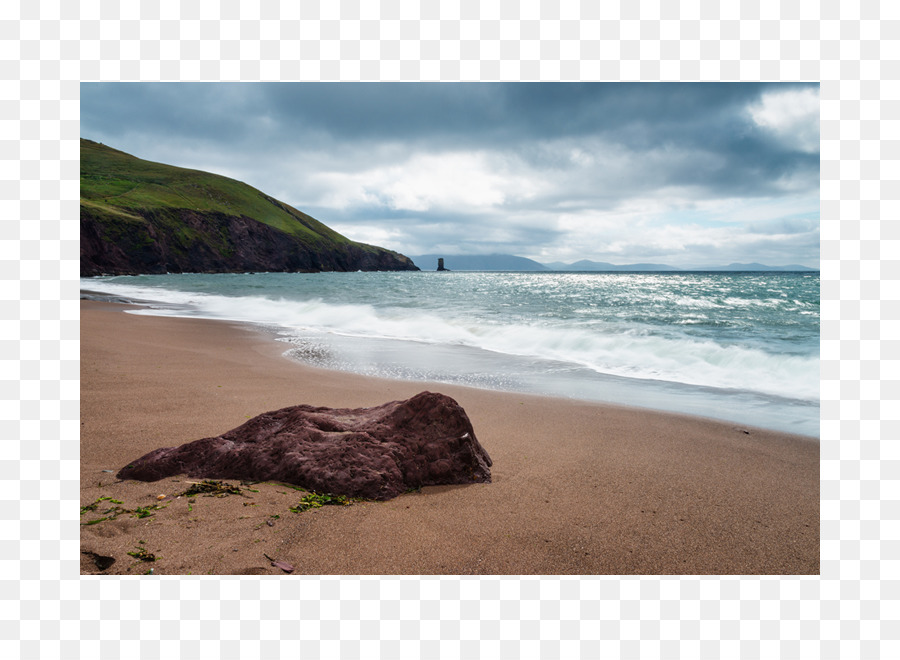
[80,270,820,438]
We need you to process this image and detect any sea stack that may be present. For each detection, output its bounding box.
[437,258,448,271]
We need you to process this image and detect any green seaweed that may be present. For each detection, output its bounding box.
[179,480,247,498]
[289,492,352,513]
[80,496,123,515]
[127,547,156,562]
[80,496,167,525]
[133,504,167,519]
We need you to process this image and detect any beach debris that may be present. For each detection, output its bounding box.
[157,494,166,500]
[178,480,247,498]
[133,504,166,519]
[127,547,156,562]
[289,492,352,512]
[116,391,492,501]
[263,553,294,573]
[80,495,170,525]
[81,496,123,515]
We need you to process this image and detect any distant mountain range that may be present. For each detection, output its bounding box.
[543,259,680,271]
[409,254,818,272]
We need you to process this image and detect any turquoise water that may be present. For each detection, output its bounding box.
[81,271,820,437]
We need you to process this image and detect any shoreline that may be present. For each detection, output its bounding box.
[81,298,819,575]
[82,286,819,439]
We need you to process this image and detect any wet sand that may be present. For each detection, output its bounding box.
[80,299,819,575]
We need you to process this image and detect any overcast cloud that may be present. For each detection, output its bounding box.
[81,82,820,268]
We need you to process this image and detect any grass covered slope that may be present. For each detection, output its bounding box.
[80,139,418,275]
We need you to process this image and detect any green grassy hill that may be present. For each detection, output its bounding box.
[80,139,418,275]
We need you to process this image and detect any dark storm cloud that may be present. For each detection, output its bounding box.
[82,82,816,150]
[80,82,820,267]
[81,83,258,144]
[498,83,817,197]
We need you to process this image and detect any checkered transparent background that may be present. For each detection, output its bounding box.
[2,0,895,657]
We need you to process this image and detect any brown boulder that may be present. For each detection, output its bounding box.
[116,392,492,500]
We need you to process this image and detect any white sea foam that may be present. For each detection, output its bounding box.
[83,277,819,403]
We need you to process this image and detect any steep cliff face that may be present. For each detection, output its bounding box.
[80,139,418,276]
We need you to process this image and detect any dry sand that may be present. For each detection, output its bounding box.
[80,299,819,575]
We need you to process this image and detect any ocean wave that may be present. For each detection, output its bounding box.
[83,277,819,402]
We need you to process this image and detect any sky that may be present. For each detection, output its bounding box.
[81,82,820,268]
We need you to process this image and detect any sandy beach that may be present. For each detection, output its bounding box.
[80,299,819,575]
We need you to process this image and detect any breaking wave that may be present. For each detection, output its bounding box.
[82,277,819,402]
